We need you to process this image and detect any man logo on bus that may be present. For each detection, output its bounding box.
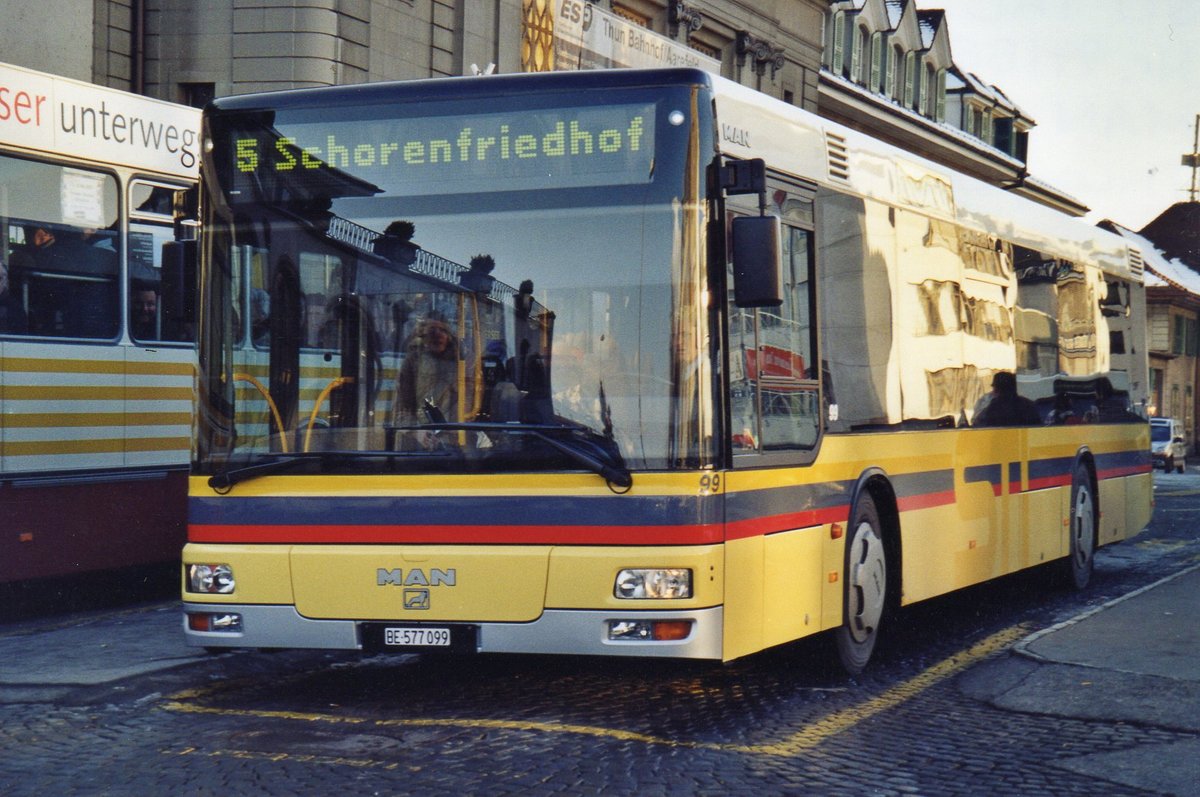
[404,589,431,610]
[376,567,457,587]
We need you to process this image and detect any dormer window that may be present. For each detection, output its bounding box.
[869,32,883,91]
[887,43,900,99]
[903,51,916,109]
[918,60,930,114]
[850,24,867,81]
[830,11,846,75]
[934,68,946,122]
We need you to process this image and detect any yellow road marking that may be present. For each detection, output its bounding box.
[743,624,1028,756]
[161,746,400,770]
[162,623,1028,757]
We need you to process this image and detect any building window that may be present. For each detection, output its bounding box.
[830,12,846,75]
[902,51,916,109]
[967,106,982,138]
[982,109,993,145]
[919,61,932,114]
[1187,386,1195,443]
[934,68,946,122]
[885,43,898,99]
[993,117,1014,156]
[611,4,649,26]
[869,32,883,91]
[180,82,215,109]
[689,38,721,60]
[850,24,865,82]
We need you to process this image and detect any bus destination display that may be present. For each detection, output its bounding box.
[230,103,657,199]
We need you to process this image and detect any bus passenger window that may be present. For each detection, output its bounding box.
[727,199,819,456]
[129,178,195,344]
[10,224,119,339]
[0,155,120,339]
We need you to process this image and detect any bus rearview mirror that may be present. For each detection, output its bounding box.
[732,215,783,308]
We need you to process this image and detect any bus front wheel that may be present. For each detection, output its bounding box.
[835,493,888,675]
[1061,464,1096,590]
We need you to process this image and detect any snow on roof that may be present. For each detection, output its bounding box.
[917,10,943,49]
[1111,225,1200,294]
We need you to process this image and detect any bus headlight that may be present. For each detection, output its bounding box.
[187,563,235,594]
[614,568,692,599]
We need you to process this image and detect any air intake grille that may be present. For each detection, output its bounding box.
[1127,247,1145,277]
[826,131,850,182]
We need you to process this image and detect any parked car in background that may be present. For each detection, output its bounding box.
[1151,417,1187,473]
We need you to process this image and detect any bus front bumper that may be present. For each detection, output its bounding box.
[182,602,725,659]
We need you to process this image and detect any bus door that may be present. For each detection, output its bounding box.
[720,176,826,658]
[125,181,195,470]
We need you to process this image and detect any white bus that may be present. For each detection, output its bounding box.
[1,62,199,585]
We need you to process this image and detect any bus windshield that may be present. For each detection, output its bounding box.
[196,81,714,480]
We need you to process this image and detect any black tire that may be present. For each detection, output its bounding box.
[1164,456,1174,473]
[835,493,888,675]
[1061,464,1096,590]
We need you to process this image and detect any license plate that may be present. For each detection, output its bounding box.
[384,626,451,647]
[362,623,476,653]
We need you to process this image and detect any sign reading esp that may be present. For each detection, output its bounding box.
[231,103,657,198]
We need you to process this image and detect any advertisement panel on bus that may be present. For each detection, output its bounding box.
[0,61,198,180]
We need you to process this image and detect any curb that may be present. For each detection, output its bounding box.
[1013,560,1200,666]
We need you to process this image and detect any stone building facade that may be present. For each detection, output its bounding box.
[3,1,1074,211]
[821,0,1083,216]
[1,1,827,111]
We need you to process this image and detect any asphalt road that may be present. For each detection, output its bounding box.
[1,469,1198,796]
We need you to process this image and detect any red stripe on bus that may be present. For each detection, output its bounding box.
[725,506,850,540]
[1098,465,1151,479]
[1027,475,1073,491]
[895,489,956,512]
[189,523,724,546]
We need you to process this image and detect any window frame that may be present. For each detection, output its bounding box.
[724,175,822,469]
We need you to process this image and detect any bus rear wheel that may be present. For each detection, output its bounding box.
[1061,464,1096,590]
[835,493,888,675]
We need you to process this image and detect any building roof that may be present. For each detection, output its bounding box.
[1106,222,1200,295]
[885,0,906,28]
[1140,202,1200,268]
[949,68,1028,121]
[917,10,943,49]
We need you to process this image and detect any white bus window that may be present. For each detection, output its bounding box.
[1,155,120,339]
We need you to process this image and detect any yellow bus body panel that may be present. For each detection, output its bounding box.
[544,546,723,609]
[182,544,294,604]
[290,545,552,622]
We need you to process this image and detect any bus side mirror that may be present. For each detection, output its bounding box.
[161,239,197,335]
[732,215,782,308]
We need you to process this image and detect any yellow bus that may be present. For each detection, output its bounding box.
[1,62,199,586]
[183,68,1152,672]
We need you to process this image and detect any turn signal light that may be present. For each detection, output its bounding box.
[186,612,243,633]
[607,619,693,641]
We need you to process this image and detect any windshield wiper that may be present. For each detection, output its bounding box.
[206,449,453,492]
[399,421,633,488]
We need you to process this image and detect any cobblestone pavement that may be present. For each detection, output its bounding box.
[1,475,1197,796]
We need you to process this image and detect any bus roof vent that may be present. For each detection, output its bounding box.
[1127,246,1145,277]
[825,131,850,183]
